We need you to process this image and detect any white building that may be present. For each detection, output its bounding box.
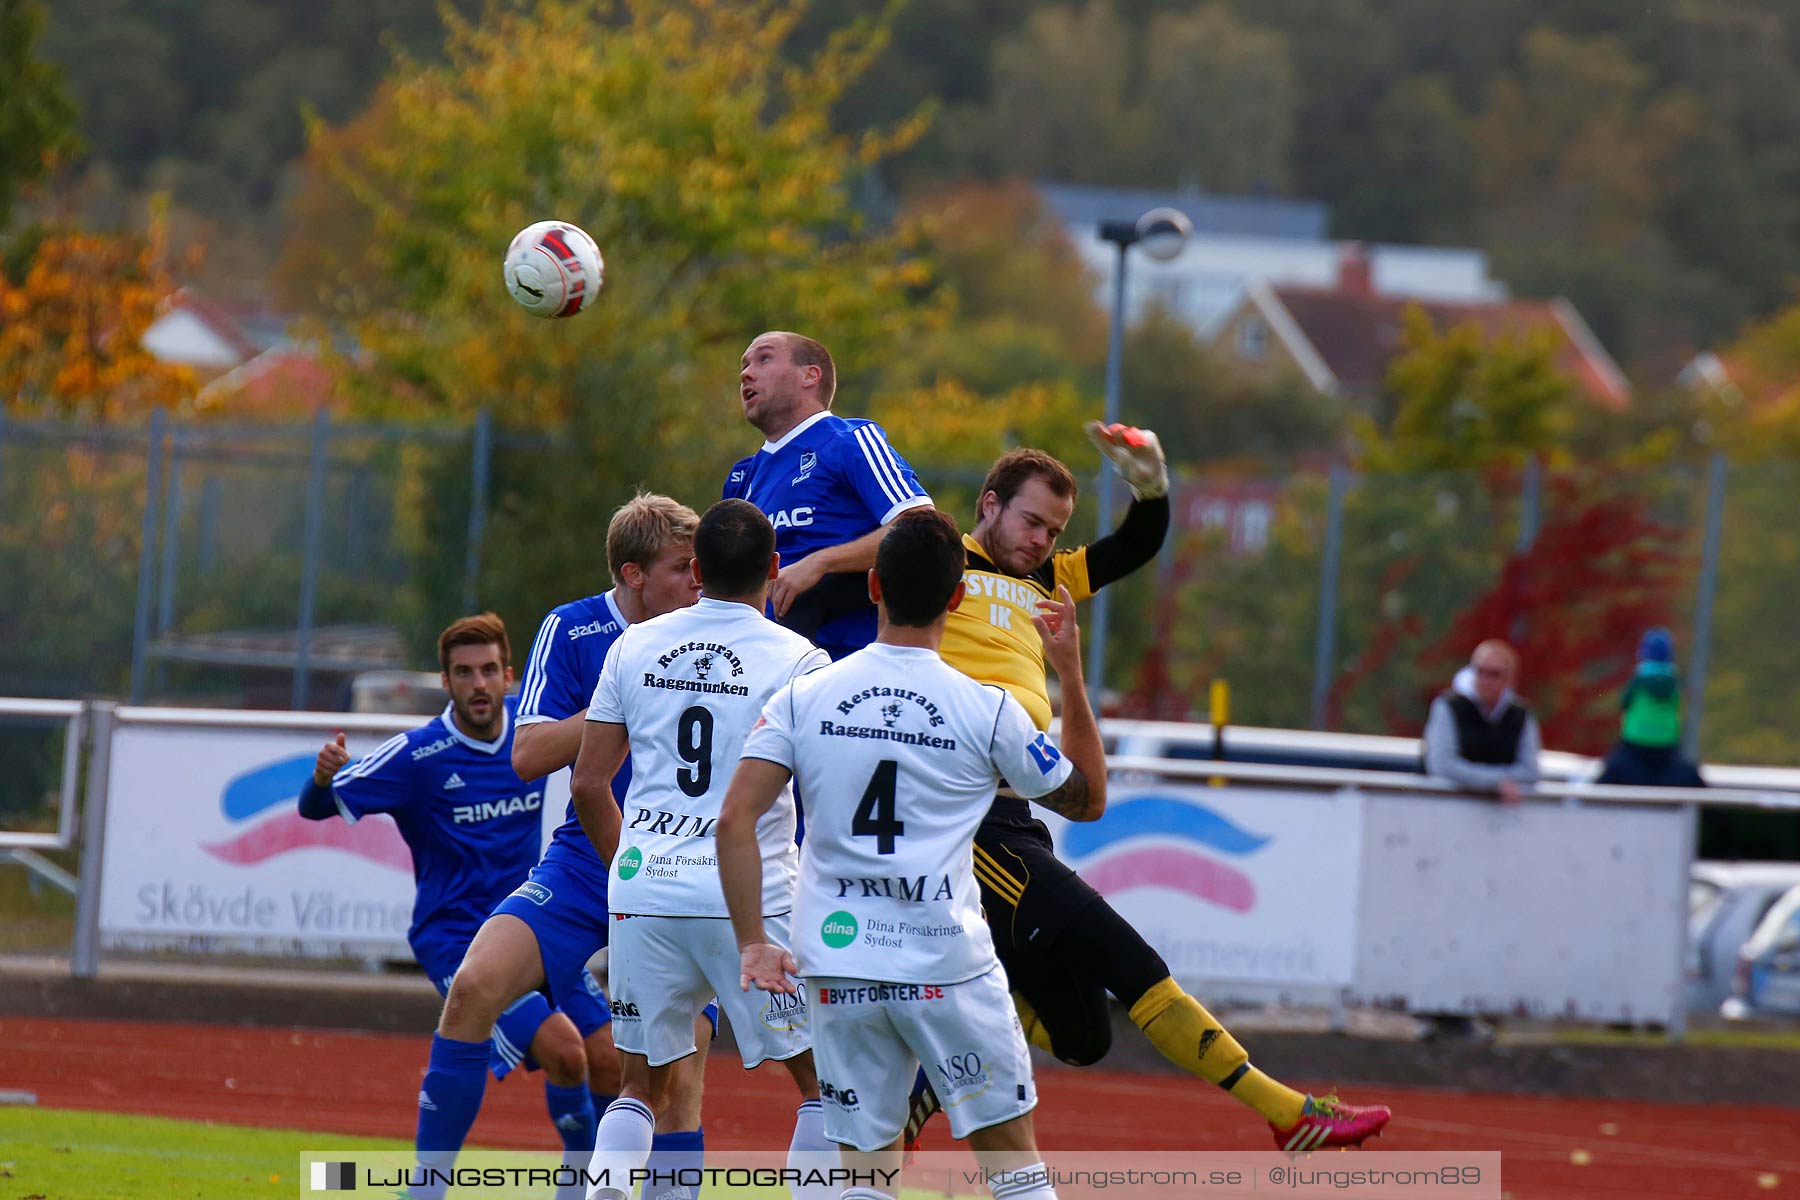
[1039,182,1506,335]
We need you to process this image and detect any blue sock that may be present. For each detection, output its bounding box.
[641,1128,704,1200]
[546,1081,599,1152]
[546,1081,598,1200]
[411,1034,491,1200]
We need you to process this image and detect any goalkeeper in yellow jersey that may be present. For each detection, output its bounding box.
[908,423,1391,1154]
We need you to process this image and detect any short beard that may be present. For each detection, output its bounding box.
[453,698,500,739]
[1006,541,1052,576]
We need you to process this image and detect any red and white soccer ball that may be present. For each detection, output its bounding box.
[503,221,604,318]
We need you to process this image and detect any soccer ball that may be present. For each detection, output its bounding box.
[503,221,604,318]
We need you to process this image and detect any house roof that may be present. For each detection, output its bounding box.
[196,348,337,415]
[1256,281,1631,408]
[141,288,264,367]
[1037,182,1328,241]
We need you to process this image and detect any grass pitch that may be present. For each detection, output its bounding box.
[0,1107,401,1198]
[0,1107,962,1199]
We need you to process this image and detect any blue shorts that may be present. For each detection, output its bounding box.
[426,959,557,1081]
[562,957,612,1041]
[491,850,615,1016]
[488,851,720,1045]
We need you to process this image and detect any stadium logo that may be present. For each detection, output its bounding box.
[617,847,644,880]
[201,755,411,871]
[1058,793,1270,913]
[820,911,858,948]
[410,735,455,761]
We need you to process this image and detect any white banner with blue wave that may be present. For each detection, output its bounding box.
[94,720,566,957]
[1038,785,1364,990]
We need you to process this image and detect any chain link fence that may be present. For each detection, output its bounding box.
[3,414,1795,771]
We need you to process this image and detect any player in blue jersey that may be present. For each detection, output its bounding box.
[418,494,710,1200]
[512,492,719,1198]
[297,614,598,1200]
[723,331,932,660]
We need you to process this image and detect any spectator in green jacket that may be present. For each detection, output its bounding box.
[1597,628,1704,787]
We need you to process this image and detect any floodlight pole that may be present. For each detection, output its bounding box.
[1086,222,1138,714]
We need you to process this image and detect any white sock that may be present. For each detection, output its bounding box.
[988,1161,1057,1200]
[585,1098,655,1200]
[786,1100,837,1200]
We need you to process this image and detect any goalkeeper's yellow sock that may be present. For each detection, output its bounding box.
[1013,993,1058,1057]
[1127,977,1306,1127]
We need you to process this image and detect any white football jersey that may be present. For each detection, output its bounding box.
[588,596,829,916]
[741,642,1075,984]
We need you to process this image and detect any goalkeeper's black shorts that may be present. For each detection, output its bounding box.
[972,792,1173,1066]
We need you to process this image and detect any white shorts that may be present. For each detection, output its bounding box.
[608,912,810,1069]
[808,968,1036,1152]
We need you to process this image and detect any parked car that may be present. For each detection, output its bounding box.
[1688,863,1800,1012]
[1721,882,1800,1020]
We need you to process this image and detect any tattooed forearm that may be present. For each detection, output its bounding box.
[1033,769,1101,822]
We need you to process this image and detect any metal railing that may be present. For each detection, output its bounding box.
[9,697,1794,1034]
[0,697,86,851]
[16,411,1800,775]
[1102,752,1800,811]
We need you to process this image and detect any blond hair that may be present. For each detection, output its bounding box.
[607,492,700,584]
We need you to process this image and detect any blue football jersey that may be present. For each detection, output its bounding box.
[516,589,634,881]
[723,411,931,652]
[330,698,542,971]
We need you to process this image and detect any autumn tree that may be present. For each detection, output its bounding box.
[944,2,1300,195]
[279,0,937,644]
[1361,306,1573,472]
[0,213,196,706]
[0,217,196,419]
[1308,314,1692,751]
[1142,5,1296,195]
[1662,306,1800,771]
[948,2,1144,184]
[1358,74,1475,243]
[1133,483,1328,725]
[1707,306,1800,459]
[900,180,1105,360]
[0,0,78,230]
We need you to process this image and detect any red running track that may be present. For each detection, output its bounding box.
[2,1016,1795,1199]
